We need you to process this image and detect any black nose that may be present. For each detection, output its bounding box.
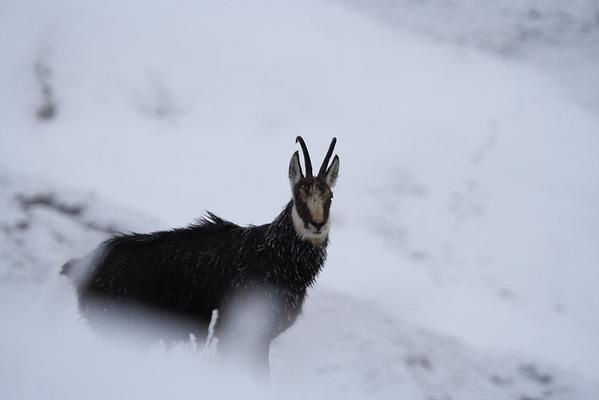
[312,221,325,231]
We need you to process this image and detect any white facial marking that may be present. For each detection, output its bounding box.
[292,203,330,245]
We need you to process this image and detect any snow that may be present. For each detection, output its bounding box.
[337,0,599,113]
[1,171,597,399]
[1,0,598,398]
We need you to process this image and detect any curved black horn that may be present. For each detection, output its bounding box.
[318,137,337,178]
[295,136,313,177]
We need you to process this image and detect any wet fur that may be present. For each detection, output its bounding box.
[63,201,327,371]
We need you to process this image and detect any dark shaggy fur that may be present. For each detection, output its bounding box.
[63,201,326,371]
[62,136,339,375]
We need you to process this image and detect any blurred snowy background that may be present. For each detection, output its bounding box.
[1,0,598,398]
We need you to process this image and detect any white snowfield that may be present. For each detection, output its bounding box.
[1,0,598,398]
[0,171,596,400]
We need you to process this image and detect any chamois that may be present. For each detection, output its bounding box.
[62,136,340,374]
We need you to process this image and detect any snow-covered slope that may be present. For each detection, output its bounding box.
[1,0,598,396]
[1,170,597,399]
[337,0,599,112]
[0,170,157,285]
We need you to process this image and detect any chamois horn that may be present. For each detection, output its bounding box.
[318,137,337,178]
[295,136,313,178]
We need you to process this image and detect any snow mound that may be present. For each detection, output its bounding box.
[0,168,158,286]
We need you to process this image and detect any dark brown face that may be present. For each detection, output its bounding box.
[288,136,339,242]
[293,178,333,235]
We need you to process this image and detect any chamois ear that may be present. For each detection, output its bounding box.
[324,155,339,188]
[289,150,303,187]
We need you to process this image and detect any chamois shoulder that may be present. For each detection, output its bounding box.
[191,211,238,230]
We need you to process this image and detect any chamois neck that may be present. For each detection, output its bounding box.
[263,201,327,290]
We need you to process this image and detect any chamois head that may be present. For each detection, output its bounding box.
[289,136,339,244]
